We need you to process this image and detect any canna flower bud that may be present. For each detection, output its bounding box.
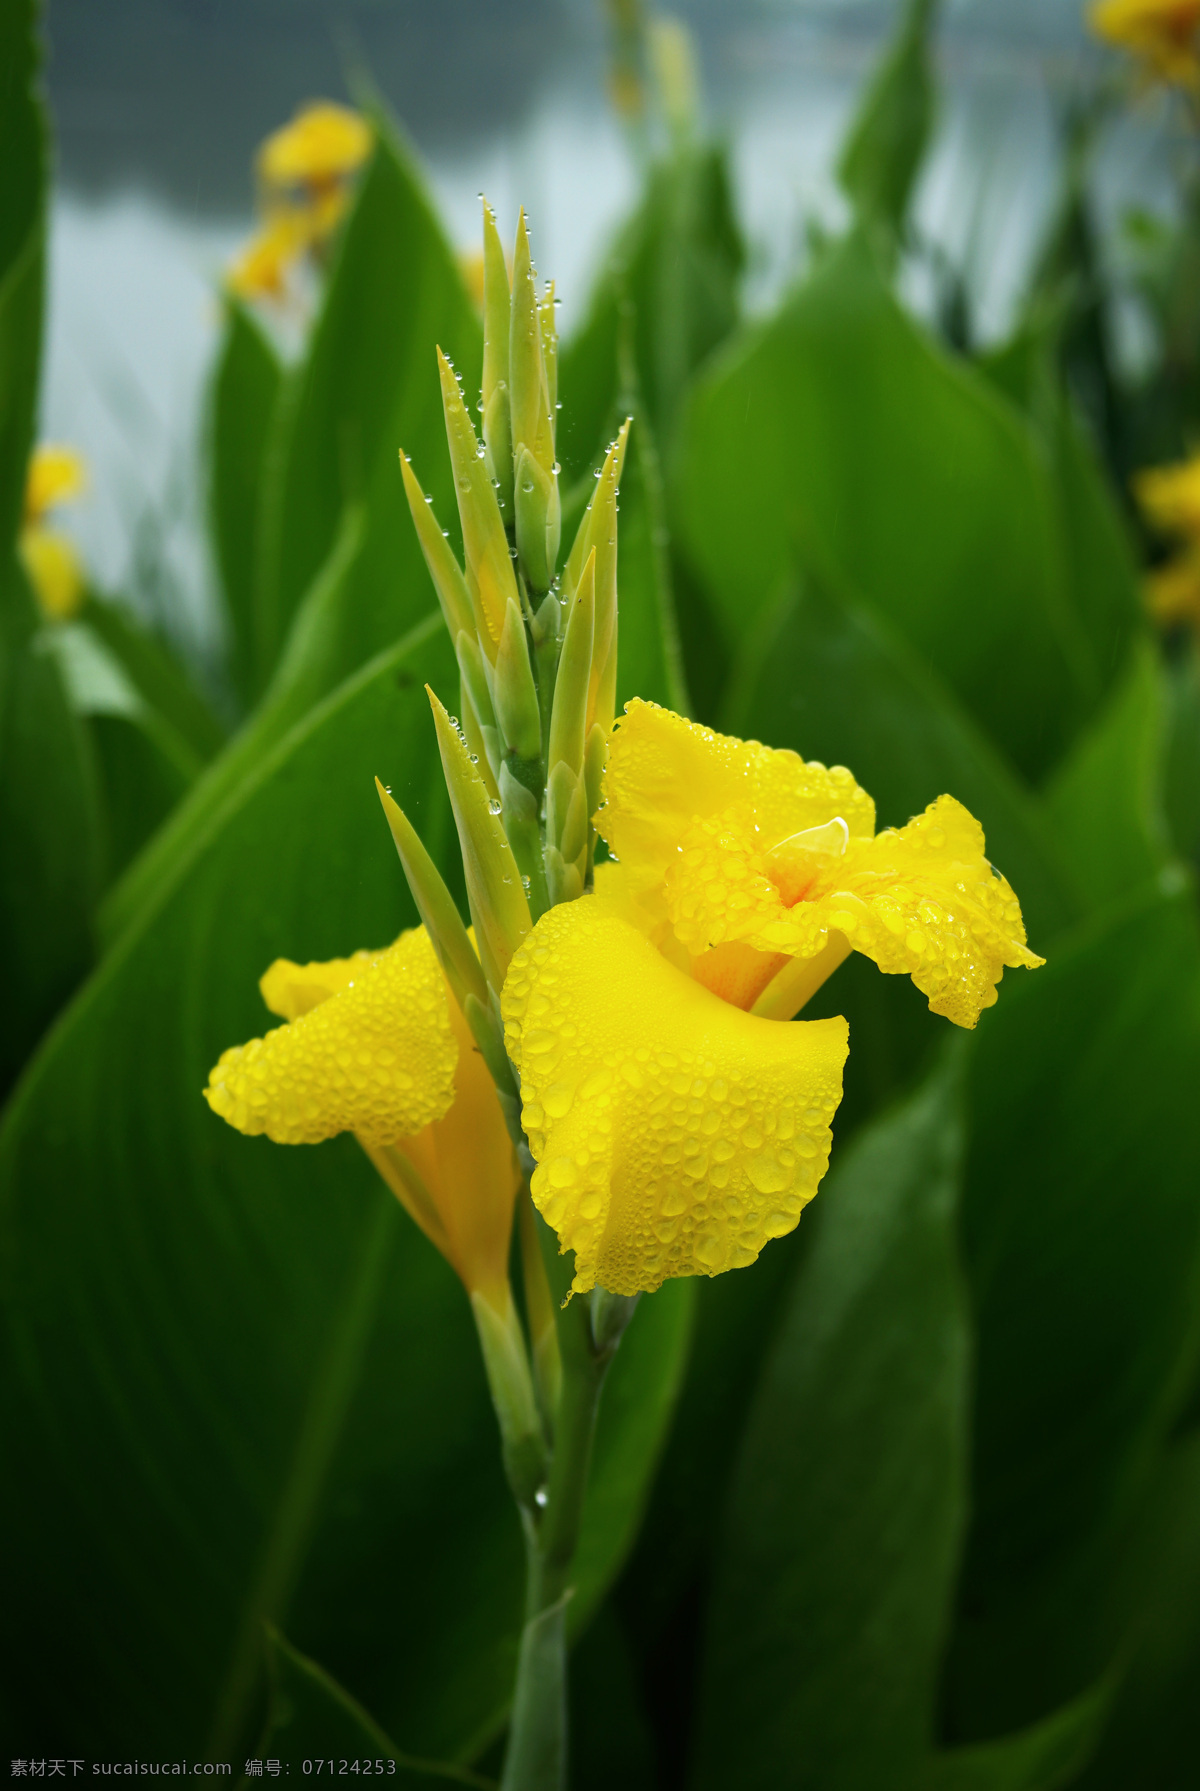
[493,596,544,764]
[399,452,476,642]
[564,421,630,728]
[428,687,532,991]
[509,212,560,595]
[374,779,490,1018]
[481,200,515,525]
[545,551,596,904]
[437,348,519,654]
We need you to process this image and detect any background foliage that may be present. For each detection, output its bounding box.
[2,0,1199,1785]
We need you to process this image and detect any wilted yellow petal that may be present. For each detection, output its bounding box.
[20,528,85,621]
[598,699,875,895]
[502,899,848,1297]
[257,101,372,189]
[205,927,456,1145]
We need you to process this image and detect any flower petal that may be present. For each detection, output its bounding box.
[661,795,1042,1029]
[598,698,875,891]
[205,926,457,1145]
[502,899,848,1297]
[377,993,521,1298]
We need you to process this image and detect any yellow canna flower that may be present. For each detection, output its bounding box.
[1090,0,1200,86]
[204,926,520,1299]
[257,101,372,194]
[1133,451,1200,631]
[502,897,849,1298]
[598,701,1042,1028]
[20,444,88,621]
[501,700,1042,1297]
[225,210,312,302]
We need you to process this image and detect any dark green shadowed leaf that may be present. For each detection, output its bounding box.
[1074,1430,1200,1789]
[89,712,192,879]
[1045,641,1171,907]
[978,327,1143,708]
[0,634,691,1758]
[0,3,102,1094]
[258,1630,494,1786]
[557,142,743,484]
[723,565,1083,950]
[209,297,284,709]
[673,231,1107,781]
[926,1677,1111,1791]
[614,409,689,718]
[253,124,480,696]
[693,1058,969,1791]
[944,885,1200,1739]
[1162,640,1200,868]
[838,0,940,247]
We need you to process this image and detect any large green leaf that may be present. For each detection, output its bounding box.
[838,0,939,246]
[693,1058,969,1791]
[252,125,480,696]
[613,407,689,718]
[1074,1430,1200,1788]
[0,0,43,547]
[617,558,1084,1679]
[258,1630,494,1785]
[208,297,284,709]
[558,141,742,485]
[0,0,102,1093]
[944,884,1200,1739]
[1045,641,1170,906]
[1163,640,1200,868]
[0,627,692,1761]
[926,1679,1111,1791]
[673,232,1111,781]
[101,506,370,946]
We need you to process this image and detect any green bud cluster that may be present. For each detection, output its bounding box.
[391,201,630,1029]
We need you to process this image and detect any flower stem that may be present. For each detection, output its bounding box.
[499,1290,637,1791]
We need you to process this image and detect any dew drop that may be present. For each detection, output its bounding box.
[488,797,503,815]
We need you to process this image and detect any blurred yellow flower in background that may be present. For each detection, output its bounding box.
[20,443,87,621]
[226,100,373,304]
[1134,449,1200,630]
[1090,0,1200,87]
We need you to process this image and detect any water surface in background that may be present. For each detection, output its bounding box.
[38,0,1175,656]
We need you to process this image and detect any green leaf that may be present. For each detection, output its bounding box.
[100,505,369,948]
[252,124,481,697]
[1045,641,1170,907]
[673,232,1111,781]
[208,297,284,709]
[1074,1430,1200,1789]
[258,1629,494,1786]
[722,564,1083,951]
[0,4,105,1094]
[0,567,102,1093]
[613,405,689,718]
[925,1678,1111,1791]
[0,629,692,1760]
[1163,640,1200,868]
[837,0,939,246]
[558,142,743,483]
[693,1057,969,1791]
[944,884,1200,1738]
[83,593,227,765]
[89,711,192,880]
[977,326,1143,700]
[0,0,43,548]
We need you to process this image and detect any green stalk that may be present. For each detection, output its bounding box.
[499,1282,637,1791]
